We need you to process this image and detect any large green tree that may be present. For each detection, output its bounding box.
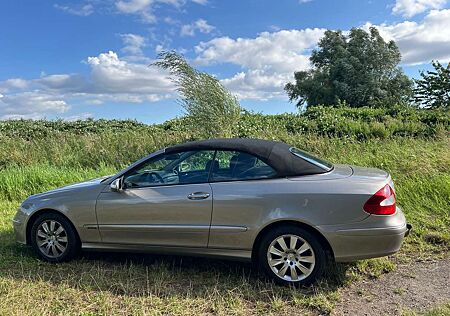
[414,61,450,109]
[285,27,413,108]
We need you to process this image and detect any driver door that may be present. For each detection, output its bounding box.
[95,150,215,248]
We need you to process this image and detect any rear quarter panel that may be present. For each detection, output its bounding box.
[208,174,389,250]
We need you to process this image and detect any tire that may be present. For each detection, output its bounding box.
[30,212,80,263]
[257,225,327,286]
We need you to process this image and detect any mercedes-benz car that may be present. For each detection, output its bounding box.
[13,138,411,286]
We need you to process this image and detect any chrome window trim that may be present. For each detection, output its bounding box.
[289,147,333,172]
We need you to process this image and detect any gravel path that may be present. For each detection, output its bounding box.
[333,257,450,316]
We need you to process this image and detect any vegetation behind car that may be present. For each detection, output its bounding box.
[0,114,448,314]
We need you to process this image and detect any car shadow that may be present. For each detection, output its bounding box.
[2,240,353,303]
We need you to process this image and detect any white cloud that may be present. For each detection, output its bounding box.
[0,92,70,119]
[116,0,169,23]
[119,33,150,62]
[3,78,29,90]
[36,74,87,92]
[0,51,175,119]
[116,0,153,15]
[269,25,282,32]
[63,113,95,121]
[86,51,173,96]
[195,29,324,72]
[392,0,447,17]
[367,9,450,64]
[120,34,146,55]
[221,70,291,100]
[54,3,94,16]
[86,99,104,105]
[194,28,324,100]
[115,0,204,23]
[2,51,173,99]
[163,16,179,25]
[115,0,153,13]
[180,25,194,37]
[180,19,215,37]
[299,0,313,3]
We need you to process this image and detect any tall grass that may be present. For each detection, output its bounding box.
[0,165,117,201]
[0,113,448,315]
[0,131,448,251]
[154,51,241,138]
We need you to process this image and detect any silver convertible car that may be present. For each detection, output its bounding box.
[13,138,411,286]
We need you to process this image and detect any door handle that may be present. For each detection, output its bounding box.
[187,192,210,200]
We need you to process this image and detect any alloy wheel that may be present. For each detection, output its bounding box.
[266,234,315,282]
[36,220,68,258]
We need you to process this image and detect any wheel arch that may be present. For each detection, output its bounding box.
[251,220,335,262]
[26,208,80,245]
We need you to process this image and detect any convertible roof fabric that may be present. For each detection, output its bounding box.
[165,138,328,176]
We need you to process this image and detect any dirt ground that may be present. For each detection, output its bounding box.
[332,257,450,315]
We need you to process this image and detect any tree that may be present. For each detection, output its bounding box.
[285,27,413,108]
[414,61,450,109]
[154,51,241,138]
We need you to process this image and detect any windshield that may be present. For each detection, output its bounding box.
[100,175,113,183]
[289,147,333,172]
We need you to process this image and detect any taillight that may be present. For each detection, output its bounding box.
[363,184,396,215]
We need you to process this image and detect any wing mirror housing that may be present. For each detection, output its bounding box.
[110,177,123,192]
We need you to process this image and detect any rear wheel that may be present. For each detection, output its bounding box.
[30,213,79,262]
[257,225,326,286]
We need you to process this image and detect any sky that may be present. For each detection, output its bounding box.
[1,0,450,123]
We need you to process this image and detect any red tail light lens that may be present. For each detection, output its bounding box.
[363,184,396,215]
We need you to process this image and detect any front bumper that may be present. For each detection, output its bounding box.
[12,218,27,244]
[318,206,409,262]
[12,205,29,245]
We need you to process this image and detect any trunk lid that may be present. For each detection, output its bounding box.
[349,165,389,180]
[288,164,353,181]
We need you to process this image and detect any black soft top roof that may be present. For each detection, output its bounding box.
[165,138,329,177]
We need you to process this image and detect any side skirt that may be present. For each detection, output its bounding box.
[82,242,252,261]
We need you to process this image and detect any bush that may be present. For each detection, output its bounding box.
[0,106,448,142]
[235,106,448,140]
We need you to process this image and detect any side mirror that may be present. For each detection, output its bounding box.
[110,178,123,192]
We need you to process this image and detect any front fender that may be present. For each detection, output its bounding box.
[14,183,106,245]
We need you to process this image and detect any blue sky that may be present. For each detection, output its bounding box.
[1,0,449,123]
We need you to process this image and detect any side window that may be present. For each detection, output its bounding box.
[211,151,277,182]
[123,150,215,188]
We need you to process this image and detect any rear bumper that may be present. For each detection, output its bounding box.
[318,206,409,262]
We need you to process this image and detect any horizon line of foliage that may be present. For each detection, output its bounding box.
[0,106,448,141]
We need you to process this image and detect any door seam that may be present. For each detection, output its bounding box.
[206,182,214,248]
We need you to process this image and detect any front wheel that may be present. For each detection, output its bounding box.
[257,226,327,286]
[30,213,80,262]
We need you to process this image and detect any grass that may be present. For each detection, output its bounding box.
[403,302,450,316]
[0,119,449,315]
[0,223,344,315]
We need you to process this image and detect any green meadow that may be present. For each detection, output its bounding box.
[0,108,448,315]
